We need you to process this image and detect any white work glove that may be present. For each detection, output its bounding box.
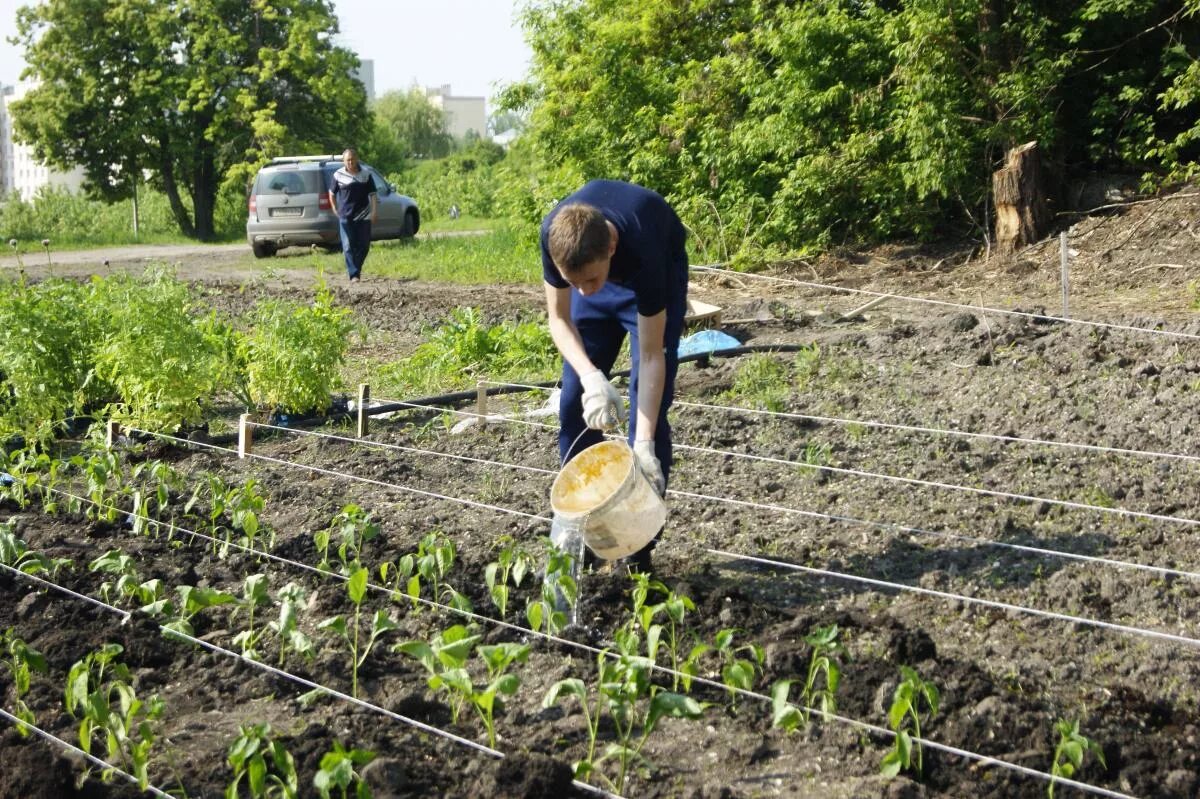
[633,440,666,496]
[580,370,626,431]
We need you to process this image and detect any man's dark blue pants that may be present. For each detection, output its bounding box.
[339,219,371,279]
[557,269,688,486]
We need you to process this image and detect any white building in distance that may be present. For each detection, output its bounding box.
[425,84,486,141]
[0,82,86,202]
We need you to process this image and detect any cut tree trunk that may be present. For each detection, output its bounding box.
[992,141,1049,254]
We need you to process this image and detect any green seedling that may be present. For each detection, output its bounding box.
[313,742,375,799]
[627,574,695,691]
[526,542,577,635]
[268,582,314,667]
[793,343,821,387]
[484,536,533,619]
[771,624,845,733]
[725,353,790,412]
[65,643,165,790]
[316,503,380,574]
[881,665,940,779]
[474,642,531,747]
[1048,719,1106,798]
[394,624,482,724]
[710,628,765,707]
[0,522,70,576]
[70,448,125,524]
[89,550,166,608]
[225,722,298,799]
[318,567,399,698]
[144,584,237,638]
[388,531,472,612]
[185,473,232,555]
[231,573,271,660]
[1,628,48,736]
[227,479,268,557]
[547,645,703,792]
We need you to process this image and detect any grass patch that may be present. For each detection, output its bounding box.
[271,223,538,285]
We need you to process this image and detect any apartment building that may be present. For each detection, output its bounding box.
[0,82,86,202]
[424,84,486,141]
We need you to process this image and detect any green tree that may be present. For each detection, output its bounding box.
[507,0,1200,255]
[373,88,454,159]
[11,0,369,240]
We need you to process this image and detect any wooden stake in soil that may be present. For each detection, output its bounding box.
[105,420,119,450]
[476,381,488,424]
[238,413,252,458]
[993,141,1050,254]
[357,383,370,438]
[1060,231,1070,317]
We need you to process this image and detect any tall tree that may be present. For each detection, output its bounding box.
[11,0,369,240]
[372,89,454,159]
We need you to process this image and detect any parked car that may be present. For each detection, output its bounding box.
[246,155,420,258]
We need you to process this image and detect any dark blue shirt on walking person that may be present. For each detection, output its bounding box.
[328,148,378,282]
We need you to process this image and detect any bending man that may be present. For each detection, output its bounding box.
[541,180,688,573]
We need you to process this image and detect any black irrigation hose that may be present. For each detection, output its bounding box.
[196,342,813,447]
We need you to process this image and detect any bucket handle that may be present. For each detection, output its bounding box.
[561,418,628,466]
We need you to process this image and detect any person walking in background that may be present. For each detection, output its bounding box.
[541,179,688,574]
[328,148,378,282]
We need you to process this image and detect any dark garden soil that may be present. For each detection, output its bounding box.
[3,188,1200,798]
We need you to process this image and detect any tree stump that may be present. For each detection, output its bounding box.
[992,141,1049,254]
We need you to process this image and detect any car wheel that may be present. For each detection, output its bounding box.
[252,241,278,259]
[402,210,418,238]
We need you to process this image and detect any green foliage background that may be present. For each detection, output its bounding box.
[500,0,1200,255]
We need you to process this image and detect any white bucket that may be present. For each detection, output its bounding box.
[550,440,667,560]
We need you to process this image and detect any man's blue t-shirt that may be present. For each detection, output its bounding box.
[541,180,687,317]
[330,167,378,222]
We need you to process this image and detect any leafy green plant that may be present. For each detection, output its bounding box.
[142,584,236,638]
[771,624,844,732]
[241,282,356,415]
[483,536,533,619]
[394,624,481,723]
[313,742,375,799]
[544,645,704,791]
[383,531,472,612]
[185,473,232,554]
[231,574,271,660]
[70,448,126,524]
[0,521,70,576]
[315,504,379,575]
[89,549,165,608]
[225,722,299,799]
[793,343,822,387]
[268,582,315,667]
[526,541,578,635]
[725,353,790,412]
[881,665,940,779]
[1048,719,1106,798]
[318,567,399,698]
[473,642,531,747]
[628,574,695,691]
[1,628,48,736]
[65,643,165,790]
[711,628,765,707]
[227,479,269,557]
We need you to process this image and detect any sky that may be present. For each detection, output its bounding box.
[0,0,532,110]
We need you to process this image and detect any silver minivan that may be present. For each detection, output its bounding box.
[246,156,420,258]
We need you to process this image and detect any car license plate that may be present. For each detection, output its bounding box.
[271,207,302,217]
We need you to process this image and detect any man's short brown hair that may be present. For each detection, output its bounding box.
[548,204,611,273]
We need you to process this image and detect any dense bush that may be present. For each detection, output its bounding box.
[503,0,1200,255]
[0,186,245,246]
[0,273,355,442]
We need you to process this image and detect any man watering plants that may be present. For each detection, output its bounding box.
[541,179,688,573]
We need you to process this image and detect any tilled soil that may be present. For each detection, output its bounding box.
[3,191,1200,798]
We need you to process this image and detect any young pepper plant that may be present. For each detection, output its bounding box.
[484,535,533,619]
[1,628,48,736]
[268,582,314,667]
[225,722,299,799]
[394,624,482,724]
[318,567,399,698]
[313,742,375,799]
[772,623,846,732]
[881,665,940,779]
[1048,719,1106,798]
[231,574,271,660]
[65,643,165,791]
